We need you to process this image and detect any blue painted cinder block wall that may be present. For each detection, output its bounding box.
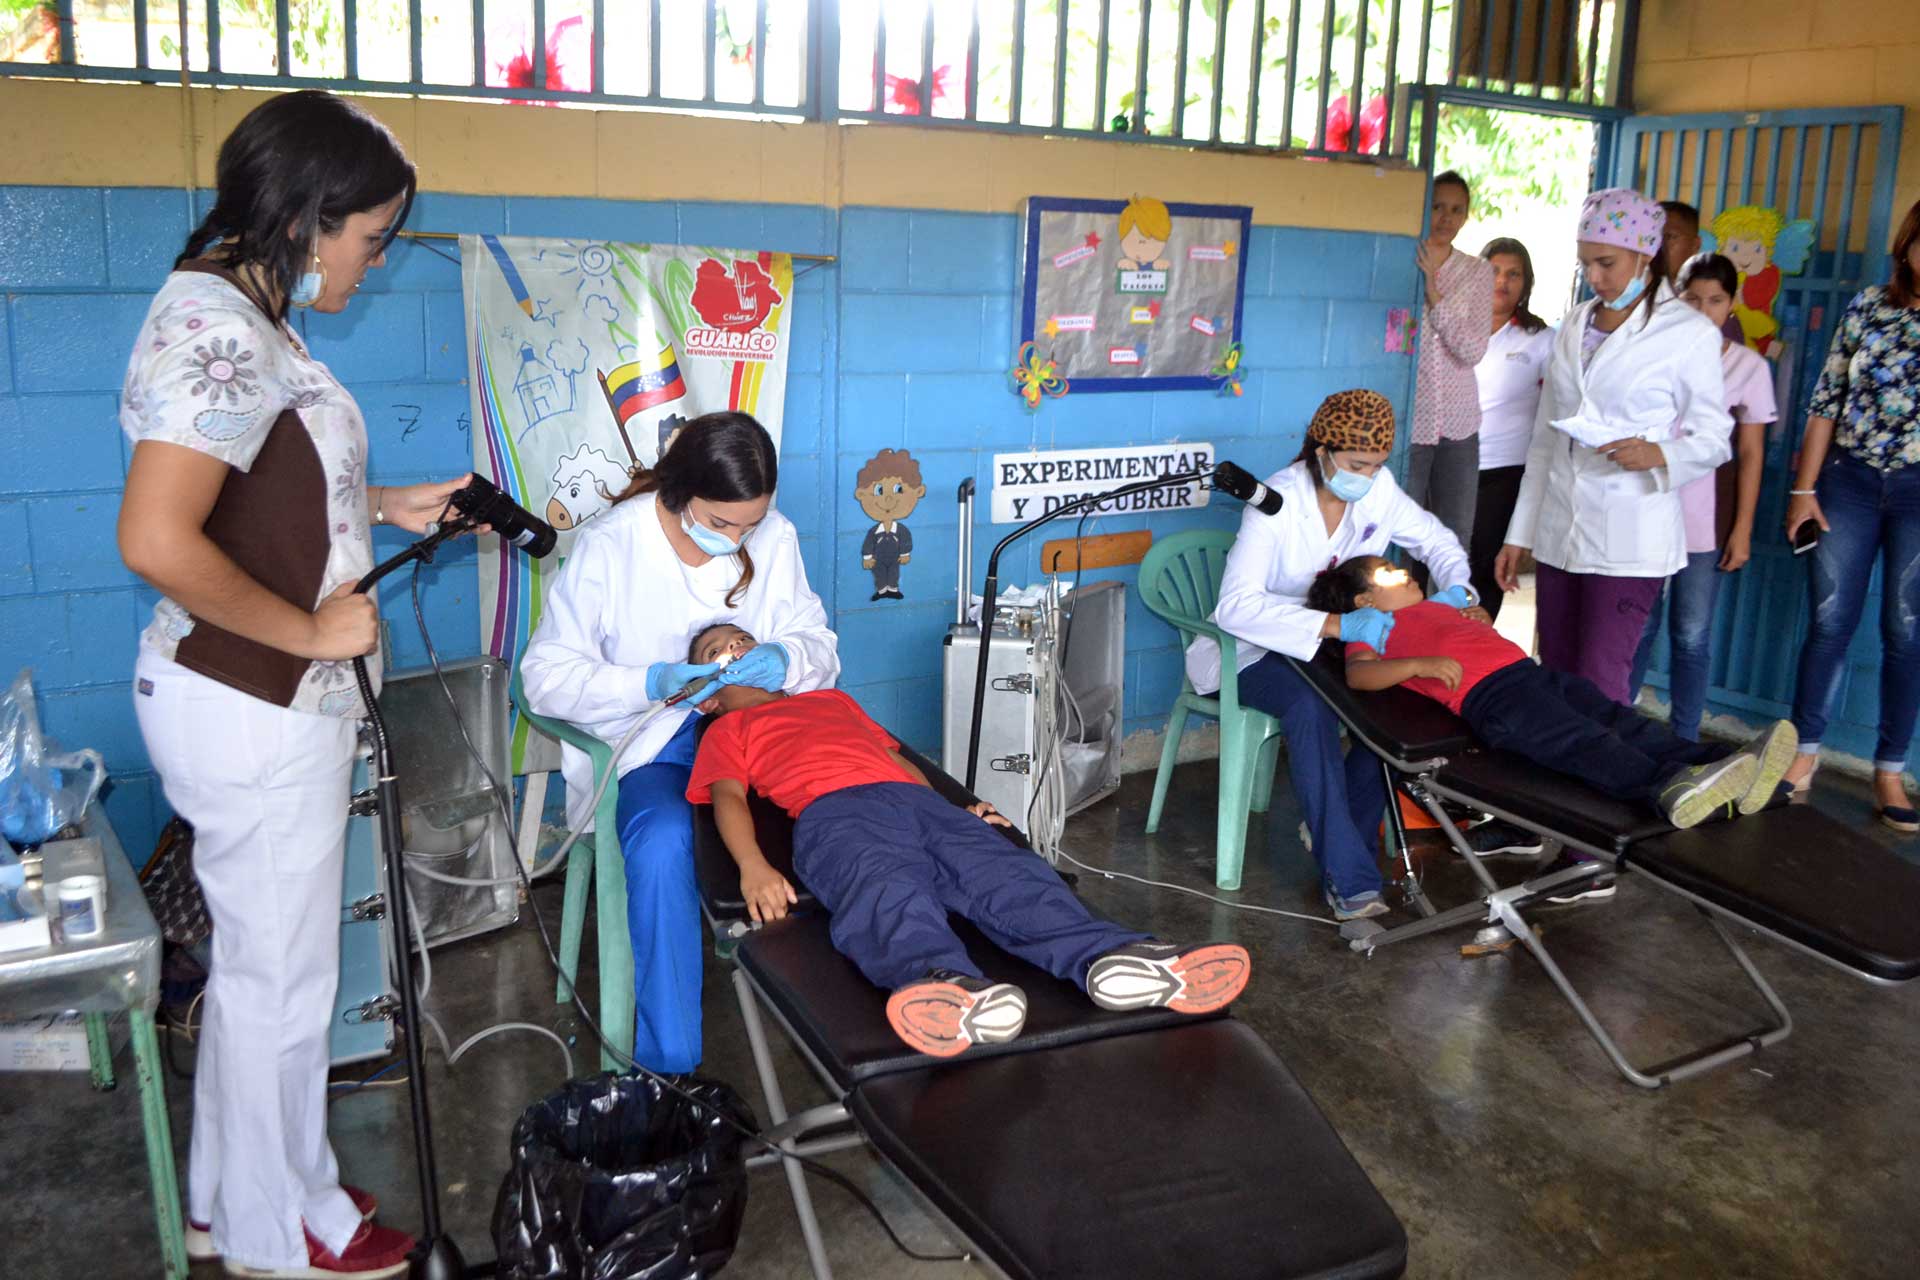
[0,182,1416,862]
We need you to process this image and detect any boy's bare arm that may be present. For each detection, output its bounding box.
[1345,649,1463,692]
[711,778,798,923]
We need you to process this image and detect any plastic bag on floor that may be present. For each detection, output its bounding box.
[1,669,106,851]
[493,1072,758,1280]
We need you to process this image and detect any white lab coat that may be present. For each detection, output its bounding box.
[1503,289,1733,577]
[521,493,840,829]
[1184,460,1473,693]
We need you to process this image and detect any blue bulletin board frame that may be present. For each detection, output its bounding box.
[1019,195,1254,394]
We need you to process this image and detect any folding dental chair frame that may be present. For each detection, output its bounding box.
[1287,643,1920,1090]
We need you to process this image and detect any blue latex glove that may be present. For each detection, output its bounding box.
[646,659,722,703]
[716,642,789,691]
[1429,584,1477,610]
[1339,608,1396,653]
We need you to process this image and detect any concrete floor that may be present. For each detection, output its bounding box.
[5,760,1917,1280]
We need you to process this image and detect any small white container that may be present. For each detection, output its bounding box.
[56,875,105,940]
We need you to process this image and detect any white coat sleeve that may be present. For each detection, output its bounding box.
[1650,326,1734,491]
[1502,352,1564,551]
[1211,504,1328,662]
[1384,480,1473,593]
[752,531,841,693]
[520,531,661,744]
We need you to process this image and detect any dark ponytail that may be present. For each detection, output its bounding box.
[615,411,779,607]
[179,90,416,322]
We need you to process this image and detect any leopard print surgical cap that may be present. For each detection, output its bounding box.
[1307,389,1396,453]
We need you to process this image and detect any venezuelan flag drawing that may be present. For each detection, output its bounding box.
[596,344,686,464]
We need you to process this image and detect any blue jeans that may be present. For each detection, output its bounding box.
[1627,550,1723,742]
[1236,653,1387,901]
[792,782,1145,991]
[1791,451,1920,772]
[614,715,703,1074]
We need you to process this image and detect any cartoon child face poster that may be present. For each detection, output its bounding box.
[1703,205,1815,357]
[854,448,926,602]
[1019,195,1252,393]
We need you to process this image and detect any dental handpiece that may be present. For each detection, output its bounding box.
[662,651,735,706]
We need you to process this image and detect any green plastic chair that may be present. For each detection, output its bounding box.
[1138,529,1287,892]
[510,667,633,1072]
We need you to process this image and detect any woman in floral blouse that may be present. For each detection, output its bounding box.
[1782,198,1920,832]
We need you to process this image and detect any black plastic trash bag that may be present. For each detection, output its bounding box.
[493,1072,758,1280]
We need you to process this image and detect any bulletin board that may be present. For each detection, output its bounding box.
[1018,195,1253,393]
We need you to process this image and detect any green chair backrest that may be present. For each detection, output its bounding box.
[1138,529,1237,649]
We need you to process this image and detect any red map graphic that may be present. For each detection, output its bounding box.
[689,258,783,333]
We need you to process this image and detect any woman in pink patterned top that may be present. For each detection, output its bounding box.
[1407,171,1496,580]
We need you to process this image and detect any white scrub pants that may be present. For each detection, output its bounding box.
[134,648,365,1269]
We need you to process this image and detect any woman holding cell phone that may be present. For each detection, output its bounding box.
[1780,198,1920,830]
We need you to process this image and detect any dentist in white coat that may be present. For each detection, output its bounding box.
[522,412,839,1073]
[1186,390,1479,921]
[1495,187,1732,707]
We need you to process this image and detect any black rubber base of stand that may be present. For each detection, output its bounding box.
[412,1235,469,1280]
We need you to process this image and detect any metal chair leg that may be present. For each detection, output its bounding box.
[733,969,834,1280]
[130,1009,188,1278]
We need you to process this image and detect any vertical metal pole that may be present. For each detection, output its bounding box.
[753,0,766,105]
[1664,126,1682,199]
[1476,0,1493,86]
[1207,0,1228,143]
[1171,0,1189,139]
[1690,125,1709,209]
[409,0,422,83]
[1737,125,1758,205]
[206,0,220,74]
[966,0,980,120]
[134,0,149,69]
[275,0,290,73]
[1378,0,1401,155]
[1764,125,1784,208]
[1312,0,1333,151]
[1347,0,1367,152]
[700,0,712,100]
[54,0,74,65]
[1052,0,1069,128]
[1279,0,1301,147]
[1011,0,1026,124]
[872,0,885,111]
[1246,0,1267,145]
[926,0,939,117]
[1132,0,1151,133]
[587,0,602,95]
[1783,125,1807,222]
[532,0,546,90]
[345,0,360,81]
[1581,0,1600,103]
[1532,0,1553,96]
[1834,123,1863,284]
[473,0,486,87]
[1413,0,1432,89]
[1093,0,1111,130]
[1502,0,1524,91]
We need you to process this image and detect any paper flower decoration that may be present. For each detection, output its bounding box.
[1011,342,1068,410]
[1325,94,1388,155]
[1209,342,1245,397]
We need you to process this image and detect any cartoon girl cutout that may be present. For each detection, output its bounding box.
[1705,206,1816,357]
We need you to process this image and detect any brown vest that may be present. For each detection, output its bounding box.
[168,262,332,707]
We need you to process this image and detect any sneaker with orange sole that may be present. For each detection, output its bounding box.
[223,1220,415,1278]
[884,971,1028,1058]
[189,1186,379,1263]
[1085,941,1251,1014]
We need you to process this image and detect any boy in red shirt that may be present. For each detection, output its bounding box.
[1305,556,1796,830]
[683,622,1250,1058]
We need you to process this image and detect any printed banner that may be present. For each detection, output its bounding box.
[990,442,1214,523]
[461,235,793,758]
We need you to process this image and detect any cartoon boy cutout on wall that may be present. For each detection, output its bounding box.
[1115,196,1173,271]
[856,448,926,601]
[1705,205,1815,357]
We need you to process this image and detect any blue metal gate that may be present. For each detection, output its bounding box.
[1609,107,1907,763]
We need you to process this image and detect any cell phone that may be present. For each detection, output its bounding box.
[1792,521,1820,555]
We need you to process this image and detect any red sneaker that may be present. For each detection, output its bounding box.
[187,1187,380,1264]
[1086,941,1251,1014]
[885,971,1027,1058]
[224,1220,415,1278]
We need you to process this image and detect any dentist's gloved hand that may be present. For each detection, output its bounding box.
[1339,608,1396,653]
[646,659,722,704]
[716,642,789,691]
[1429,584,1477,610]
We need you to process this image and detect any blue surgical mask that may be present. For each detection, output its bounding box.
[289,256,324,308]
[1322,452,1374,503]
[683,511,743,555]
[1602,270,1648,311]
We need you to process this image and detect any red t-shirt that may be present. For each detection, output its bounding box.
[1343,600,1526,714]
[685,689,918,818]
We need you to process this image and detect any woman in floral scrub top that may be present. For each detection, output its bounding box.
[1782,198,1920,832]
[117,92,474,1278]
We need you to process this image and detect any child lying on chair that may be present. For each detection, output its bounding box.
[683,621,1250,1058]
[1305,556,1796,829]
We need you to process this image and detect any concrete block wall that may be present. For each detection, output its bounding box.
[0,182,1415,862]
